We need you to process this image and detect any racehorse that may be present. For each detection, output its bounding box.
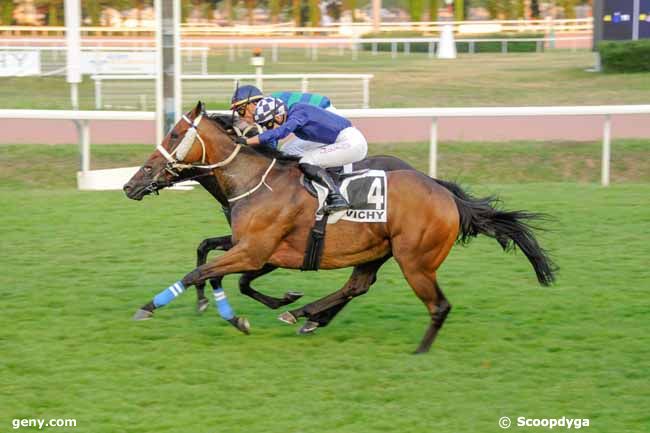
[124,101,556,353]
[144,115,419,332]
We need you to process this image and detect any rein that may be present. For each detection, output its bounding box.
[153,112,276,203]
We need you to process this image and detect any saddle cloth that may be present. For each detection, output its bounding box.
[310,167,388,224]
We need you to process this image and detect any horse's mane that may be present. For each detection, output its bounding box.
[205,112,236,135]
[204,112,300,164]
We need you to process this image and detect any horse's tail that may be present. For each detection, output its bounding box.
[434,179,557,286]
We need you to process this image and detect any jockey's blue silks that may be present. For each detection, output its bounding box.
[213,287,235,320]
[153,281,185,308]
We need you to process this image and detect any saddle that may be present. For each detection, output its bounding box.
[301,164,388,272]
[301,163,369,197]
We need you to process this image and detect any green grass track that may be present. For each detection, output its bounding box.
[1,144,648,432]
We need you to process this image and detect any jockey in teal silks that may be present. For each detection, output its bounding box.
[236,97,368,214]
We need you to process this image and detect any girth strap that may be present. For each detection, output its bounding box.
[301,214,329,271]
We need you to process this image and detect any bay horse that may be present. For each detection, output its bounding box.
[152,114,419,330]
[124,101,556,353]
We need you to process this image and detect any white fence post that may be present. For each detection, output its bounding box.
[602,114,611,186]
[429,117,438,178]
[301,77,308,93]
[228,44,234,62]
[75,119,90,173]
[272,43,278,62]
[391,42,397,59]
[362,76,370,109]
[94,78,102,110]
[201,49,208,75]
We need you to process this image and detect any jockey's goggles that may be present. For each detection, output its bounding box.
[262,119,276,129]
[233,104,248,116]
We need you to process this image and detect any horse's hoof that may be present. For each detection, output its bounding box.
[283,291,303,303]
[278,311,297,325]
[228,316,250,335]
[298,320,319,335]
[197,298,209,313]
[133,309,153,321]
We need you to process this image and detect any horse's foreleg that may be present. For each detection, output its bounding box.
[281,255,391,333]
[195,235,234,313]
[239,264,303,309]
[134,244,266,334]
[183,245,273,333]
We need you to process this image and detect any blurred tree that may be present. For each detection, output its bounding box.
[530,0,540,18]
[454,0,463,20]
[292,0,301,25]
[308,0,320,25]
[561,0,576,18]
[223,0,233,24]
[428,0,438,21]
[181,0,192,22]
[408,0,423,21]
[36,0,63,25]
[0,0,14,24]
[86,0,101,25]
[200,1,212,19]
[485,0,498,18]
[244,0,255,24]
[270,0,281,23]
[342,0,355,21]
[515,0,525,18]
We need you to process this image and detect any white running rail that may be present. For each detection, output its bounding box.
[91,73,374,109]
[1,105,649,188]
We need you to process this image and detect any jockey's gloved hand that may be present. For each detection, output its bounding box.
[235,136,248,146]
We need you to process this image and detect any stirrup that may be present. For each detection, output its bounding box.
[323,195,350,214]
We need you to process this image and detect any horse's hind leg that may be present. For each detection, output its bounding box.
[238,264,303,309]
[392,230,455,353]
[414,277,451,354]
[282,255,390,333]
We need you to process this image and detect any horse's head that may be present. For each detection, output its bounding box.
[123,101,231,201]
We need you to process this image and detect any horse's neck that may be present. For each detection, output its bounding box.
[214,149,283,200]
[196,175,229,208]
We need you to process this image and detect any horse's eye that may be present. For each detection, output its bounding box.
[170,132,179,139]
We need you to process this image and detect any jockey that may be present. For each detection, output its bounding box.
[235,97,368,214]
[230,85,337,154]
[230,85,335,123]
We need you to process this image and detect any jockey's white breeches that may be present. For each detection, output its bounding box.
[290,126,368,168]
[281,105,342,157]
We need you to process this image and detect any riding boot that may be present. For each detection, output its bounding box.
[299,163,350,214]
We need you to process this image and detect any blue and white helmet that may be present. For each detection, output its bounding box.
[254,97,287,126]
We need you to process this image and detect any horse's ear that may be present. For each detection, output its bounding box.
[194,100,203,115]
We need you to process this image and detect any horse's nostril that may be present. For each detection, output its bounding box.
[123,184,132,193]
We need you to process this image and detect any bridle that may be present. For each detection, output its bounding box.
[151,111,276,203]
[156,112,242,177]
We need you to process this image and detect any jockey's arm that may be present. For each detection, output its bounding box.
[248,111,308,147]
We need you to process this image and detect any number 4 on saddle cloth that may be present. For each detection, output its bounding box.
[300,165,388,271]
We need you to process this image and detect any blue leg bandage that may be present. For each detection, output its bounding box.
[213,287,235,320]
[153,281,186,308]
